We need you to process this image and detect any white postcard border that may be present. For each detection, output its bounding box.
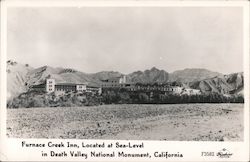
[1,1,249,161]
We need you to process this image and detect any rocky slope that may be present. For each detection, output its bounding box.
[91,71,123,81]
[26,66,99,86]
[127,67,169,83]
[189,73,244,95]
[169,68,223,83]
[7,61,100,99]
[7,60,33,99]
[126,67,223,83]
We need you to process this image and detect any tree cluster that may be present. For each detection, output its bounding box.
[101,88,244,104]
[7,88,244,108]
[7,90,102,108]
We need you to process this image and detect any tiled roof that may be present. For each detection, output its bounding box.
[30,84,46,88]
[87,85,101,88]
[56,83,87,86]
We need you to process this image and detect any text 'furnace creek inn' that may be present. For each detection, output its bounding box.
[30,76,201,95]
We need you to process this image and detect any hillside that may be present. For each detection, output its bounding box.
[6,60,244,99]
[189,73,244,95]
[91,71,123,81]
[27,66,99,86]
[7,60,33,99]
[225,72,244,92]
[7,62,101,99]
[127,67,169,83]
[169,68,223,83]
[126,67,222,83]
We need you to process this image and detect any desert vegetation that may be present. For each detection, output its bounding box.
[7,88,244,108]
[7,90,102,108]
[7,104,243,141]
[101,88,244,104]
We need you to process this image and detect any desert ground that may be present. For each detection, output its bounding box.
[7,104,243,141]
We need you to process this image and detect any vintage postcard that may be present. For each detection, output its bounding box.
[0,0,249,161]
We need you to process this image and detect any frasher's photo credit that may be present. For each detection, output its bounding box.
[0,0,249,161]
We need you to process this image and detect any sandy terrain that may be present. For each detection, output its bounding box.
[7,104,243,141]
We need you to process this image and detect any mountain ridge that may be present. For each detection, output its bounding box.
[7,60,243,99]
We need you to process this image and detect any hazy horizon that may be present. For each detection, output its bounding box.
[7,59,243,75]
[7,7,243,74]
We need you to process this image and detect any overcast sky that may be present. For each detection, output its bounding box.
[7,7,243,74]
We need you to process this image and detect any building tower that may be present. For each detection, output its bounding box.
[119,75,127,84]
[46,79,55,93]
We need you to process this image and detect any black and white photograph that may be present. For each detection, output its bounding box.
[5,4,246,140]
[1,1,249,161]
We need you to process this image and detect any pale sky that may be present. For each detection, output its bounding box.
[7,7,243,74]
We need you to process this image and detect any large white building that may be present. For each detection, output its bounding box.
[31,79,101,95]
[101,75,127,88]
[100,75,201,95]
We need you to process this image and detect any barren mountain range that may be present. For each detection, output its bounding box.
[7,60,243,99]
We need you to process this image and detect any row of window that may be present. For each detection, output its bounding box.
[128,88,181,92]
[55,86,76,89]
[54,88,99,91]
[55,87,76,91]
[48,85,87,89]
[102,84,121,87]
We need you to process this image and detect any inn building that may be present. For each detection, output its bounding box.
[102,75,186,94]
[131,83,183,94]
[30,79,101,95]
[101,75,127,88]
[100,76,197,94]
